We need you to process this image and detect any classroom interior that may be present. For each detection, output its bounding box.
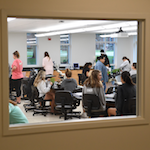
[8,18,137,126]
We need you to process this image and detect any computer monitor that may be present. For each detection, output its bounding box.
[73,63,79,69]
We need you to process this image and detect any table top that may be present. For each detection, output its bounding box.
[72,92,115,102]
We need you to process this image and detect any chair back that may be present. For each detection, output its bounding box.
[55,90,73,106]
[131,74,136,84]
[83,94,101,117]
[123,97,136,115]
[31,86,39,99]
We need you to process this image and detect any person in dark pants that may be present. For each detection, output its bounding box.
[100,49,110,67]
[11,51,23,104]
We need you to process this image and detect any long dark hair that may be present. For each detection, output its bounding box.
[84,70,102,88]
[44,51,50,57]
[121,71,134,85]
[122,56,130,64]
[83,62,92,69]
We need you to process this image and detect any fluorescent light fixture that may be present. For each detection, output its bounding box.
[60,35,69,38]
[98,29,119,33]
[35,28,85,37]
[7,17,16,22]
[128,32,137,36]
[122,26,137,31]
[100,32,129,38]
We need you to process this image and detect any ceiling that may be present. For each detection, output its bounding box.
[7,18,137,36]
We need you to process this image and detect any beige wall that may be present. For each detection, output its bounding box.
[0,0,150,150]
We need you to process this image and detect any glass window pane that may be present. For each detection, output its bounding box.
[95,43,105,57]
[105,43,115,64]
[27,33,37,44]
[60,45,69,64]
[27,45,37,65]
[106,37,115,42]
[60,34,69,44]
[96,34,105,42]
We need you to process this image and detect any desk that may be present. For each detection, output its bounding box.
[72,92,115,108]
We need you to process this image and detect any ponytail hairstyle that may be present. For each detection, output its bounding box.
[121,71,134,86]
[44,51,50,60]
[13,51,20,58]
[84,70,103,88]
[34,70,46,87]
[65,68,72,77]
[122,56,131,64]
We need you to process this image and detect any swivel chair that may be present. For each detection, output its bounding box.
[55,90,81,120]
[83,94,107,118]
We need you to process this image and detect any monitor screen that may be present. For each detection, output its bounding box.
[73,63,79,69]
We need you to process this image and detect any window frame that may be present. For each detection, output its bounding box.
[95,34,116,68]
[60,34,71,65]
[1,9,148,137]
[26,33,38,66]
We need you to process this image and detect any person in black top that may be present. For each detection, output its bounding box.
[82,62,92,78]
[107,71,136,116]
[100,49,110,67]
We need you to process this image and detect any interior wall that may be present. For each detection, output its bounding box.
[71,33,95,66]
[8,32,27,66]
[38,36,60,66]
[8,32,135,68]
[117,36,134,67]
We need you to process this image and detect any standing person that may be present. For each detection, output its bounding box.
[100,49,110,67]
[11,51,23,104]
[42,51,53,75]
[107,71,136,116]
[95,56,108,92]
[119,56,131,72]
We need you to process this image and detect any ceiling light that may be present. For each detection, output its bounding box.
[128,32,137,36]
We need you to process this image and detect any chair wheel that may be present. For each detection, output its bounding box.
[33,114,35,116]
[59,116,61,119]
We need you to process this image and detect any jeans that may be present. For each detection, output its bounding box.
[103,82,106,93]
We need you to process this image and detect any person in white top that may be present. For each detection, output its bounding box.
[34,69,55,113]
[119,56,131,72]
[130,63,137,76]
[42,52,53,75]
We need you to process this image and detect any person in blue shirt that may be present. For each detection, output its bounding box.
[95,56,108,92]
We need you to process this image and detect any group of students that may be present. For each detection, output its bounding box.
[8,50,137,124]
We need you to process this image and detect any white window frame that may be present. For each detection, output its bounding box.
[60,34,70,65]
[95,34,117,68]
[26,33,38,66]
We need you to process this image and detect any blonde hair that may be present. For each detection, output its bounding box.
[84,70,103,88]
[34,70,46,87]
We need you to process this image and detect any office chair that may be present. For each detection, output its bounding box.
[122,97,136,115]
[55,90,81,120]
[83,94,107,118]
[131,74,136,84]
[32,86,52,117]
[78,74,82,85]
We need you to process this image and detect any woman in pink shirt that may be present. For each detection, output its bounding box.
[42,52,53,75]
[11,51,23,104]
